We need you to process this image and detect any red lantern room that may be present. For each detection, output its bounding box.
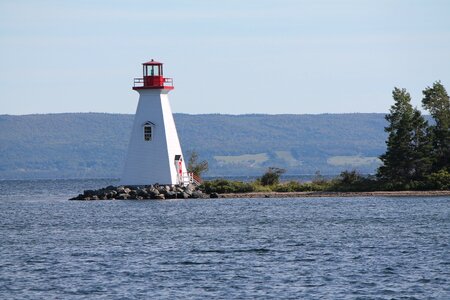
[133,59,174,90]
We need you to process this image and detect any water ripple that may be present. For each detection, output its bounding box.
[0,179,449,299]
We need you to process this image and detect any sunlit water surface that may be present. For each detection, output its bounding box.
[0,179,449,299]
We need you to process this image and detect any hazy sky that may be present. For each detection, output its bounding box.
[1,0,449,115]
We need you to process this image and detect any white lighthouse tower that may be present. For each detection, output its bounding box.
[120,60,187,186]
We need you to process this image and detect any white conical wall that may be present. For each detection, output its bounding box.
[120,89,187,185]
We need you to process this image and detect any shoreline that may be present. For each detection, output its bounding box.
[69,184,450,200]
[216,190,450,198]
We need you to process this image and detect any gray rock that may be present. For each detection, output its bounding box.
[185,184,196,193]
[69,194,84,200]
[210,192,219,198]
[137,189,148,197]
[176,191,184,198]
[116,193,129,200]
[149,190,159,199]
[191,191,205,199]
[83,190,96,197]
[155,194,165,200]
[157,186,166,194]
[107,191,117,199]
[166,191,177,199]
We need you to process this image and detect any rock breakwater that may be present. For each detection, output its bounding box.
[70,184,211,200]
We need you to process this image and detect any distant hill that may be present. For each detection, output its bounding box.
[0,113,391,179]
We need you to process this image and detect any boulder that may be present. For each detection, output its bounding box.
[191,190,205,199]
[106,191,117,199]
[155,194,165,200]
[165,191,177,199]
[185,184,196,193]
[157,186,166,194]
[116,193,129,200]
[149,190,159,199]
[83,190,96,197]
[105,185,116,191]
[69,194,85,200]
[182,192,190,199]
[137,189,149,198]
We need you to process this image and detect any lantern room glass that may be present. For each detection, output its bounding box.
[144,65,162,77]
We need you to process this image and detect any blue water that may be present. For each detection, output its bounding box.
[1,179,449,299]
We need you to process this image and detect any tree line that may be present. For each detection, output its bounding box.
[377,81,449,190]
[196,81,449,193]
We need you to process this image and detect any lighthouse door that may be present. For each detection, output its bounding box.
[174,155,183,185]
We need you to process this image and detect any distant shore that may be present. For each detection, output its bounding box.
[216,190,450,198]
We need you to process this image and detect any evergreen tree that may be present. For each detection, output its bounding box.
[410,109,433,180]
[377,88,431,184]
[422,81,450,171]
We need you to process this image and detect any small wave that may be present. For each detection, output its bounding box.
[178,261,211,265]
[191,248,271,254]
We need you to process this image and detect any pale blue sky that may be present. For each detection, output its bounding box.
[1,0,449,115]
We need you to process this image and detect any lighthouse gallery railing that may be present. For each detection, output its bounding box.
[133,77,173,88]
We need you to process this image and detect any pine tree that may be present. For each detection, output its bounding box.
[422,81,450,172]
[377,88,431,185]
[410,109,433,180]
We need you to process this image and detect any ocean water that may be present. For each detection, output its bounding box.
[0,179,449,299]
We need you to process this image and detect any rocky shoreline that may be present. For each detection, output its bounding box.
[70,185,450,200]
[70,184,210,200]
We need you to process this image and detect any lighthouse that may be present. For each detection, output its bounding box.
[120,60,187,186]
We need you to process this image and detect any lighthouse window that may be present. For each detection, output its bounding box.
[144,125,152,141]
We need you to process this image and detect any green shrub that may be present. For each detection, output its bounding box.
[425,170,450,190]
[329,170,382,191]
[252,184,273,193]
[338,170,363,185]
[274,181,303,192]
[309,182,332,191]
[260,167,286,186]
[276,181,331,192]
[200,179,255,194]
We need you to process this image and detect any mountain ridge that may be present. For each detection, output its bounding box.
[0,112,392,179]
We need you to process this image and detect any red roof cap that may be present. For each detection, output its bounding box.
[142,59,163,65]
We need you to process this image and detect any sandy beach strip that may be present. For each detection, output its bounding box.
[216,190,450,198]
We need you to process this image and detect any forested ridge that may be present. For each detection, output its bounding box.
[0,113,392,179]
